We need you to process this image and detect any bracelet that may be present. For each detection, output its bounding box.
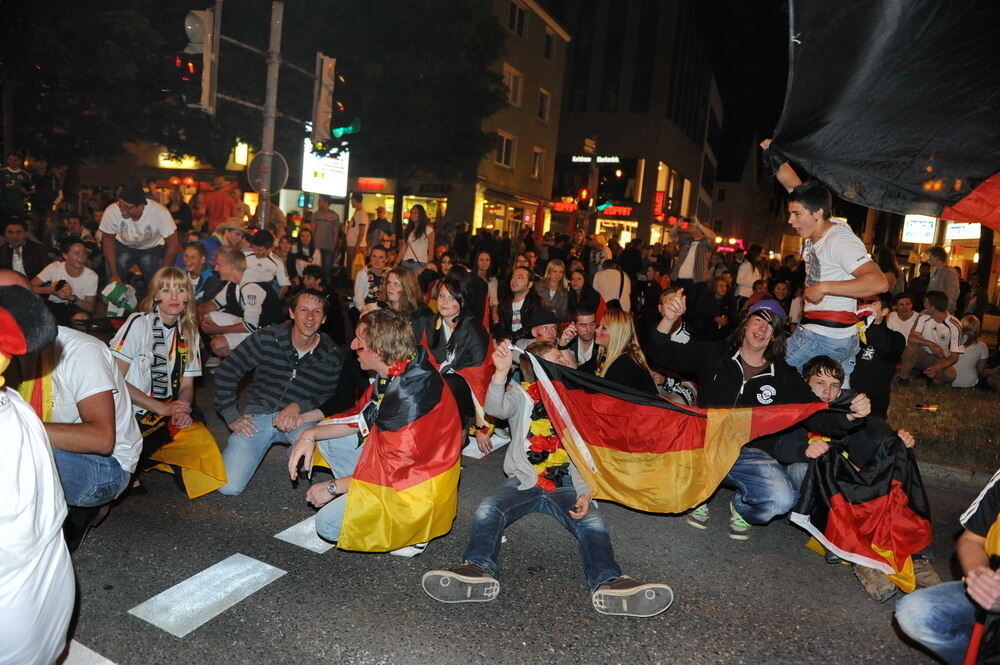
[302,437,315,443]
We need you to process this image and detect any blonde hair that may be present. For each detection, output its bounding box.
[541,258,568,293]
[960,314,981,346]
[360,309,416,364]
[597,308,651,377]
[387,266,422,314]
[216,246,246,271]
[140,266,200,348]
[520,340,559,382]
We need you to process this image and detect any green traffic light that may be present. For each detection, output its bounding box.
[596,199,613,211]
[332,117,362,138]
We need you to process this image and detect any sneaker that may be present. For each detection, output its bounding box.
[591,576,674,617]
[685,503,710,530]
[422,563,500,603]
[728,503,751,541]
[853,564,897,602]
[389,542,428,558]
[913,559,943,588]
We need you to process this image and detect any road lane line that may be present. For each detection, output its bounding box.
[274,514,335,553]
[62,640,117,665]
[128,553,286,638]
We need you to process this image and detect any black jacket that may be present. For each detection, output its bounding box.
[495,290,541,341]
[850,322,905,419]
[752,390,873,464]
[0,240,50,280]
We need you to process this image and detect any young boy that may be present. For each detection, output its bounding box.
[421,341,674,617]
[850,292,906,419]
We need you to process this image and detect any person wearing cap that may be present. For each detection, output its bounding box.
[647,292,869,540]
[201,176,237,233]
[191,217,249,270]
[99,183,181,290]
[515,307,559,350]
[243,229,291,299]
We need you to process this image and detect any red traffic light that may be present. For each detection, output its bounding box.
[578,188,589,200]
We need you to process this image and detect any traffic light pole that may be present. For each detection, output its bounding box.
[257,0,284,229]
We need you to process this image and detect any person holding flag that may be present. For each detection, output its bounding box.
[647,291,869,539]
[287,309,464,554]
[421,340,675,617]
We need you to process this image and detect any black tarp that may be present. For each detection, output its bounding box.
[765,0,1000,229]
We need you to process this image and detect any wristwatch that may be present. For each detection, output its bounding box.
[327,480,340,497]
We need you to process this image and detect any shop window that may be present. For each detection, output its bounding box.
[495,131,517,169]
[537,89,551,122]
[503,64,524,107]
[531,148,544,179]
[508,2,526,37]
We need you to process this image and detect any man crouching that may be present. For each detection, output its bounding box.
[421,340,674,617]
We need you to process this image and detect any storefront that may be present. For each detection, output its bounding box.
[472,184,547,239]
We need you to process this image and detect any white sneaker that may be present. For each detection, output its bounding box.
[389,542,428,557]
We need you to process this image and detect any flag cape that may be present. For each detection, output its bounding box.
[766,0,1000,229]
[526,354,827,513]
[790,439,932,591]
[337,350,464,552]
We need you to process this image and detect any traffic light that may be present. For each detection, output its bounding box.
[182,9,217,114]
[577,187,591,210]
[311,54,336,146]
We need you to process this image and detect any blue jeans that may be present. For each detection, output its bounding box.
[52,448,131,508]
[217,413,311,495]
[114,240,165,286]
[895,581,975,665]
[725,447,798,524]
[785,325,860,387]
[462,477,622,593]
[314,434,364,542]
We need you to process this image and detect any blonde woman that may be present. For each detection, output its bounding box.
[109,266,225,497]
[952,315,989,388]
[535,258,569,321]
[594,308,658,393]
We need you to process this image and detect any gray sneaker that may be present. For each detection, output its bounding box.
[591,576,674,617]
[728,503,751,541]
[685,503,710,530]
[422,563,499,603]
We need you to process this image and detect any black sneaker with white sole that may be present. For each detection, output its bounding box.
[591,576,674,617]
[421,563,500,603]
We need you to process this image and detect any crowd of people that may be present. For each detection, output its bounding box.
[3,151,1000,664]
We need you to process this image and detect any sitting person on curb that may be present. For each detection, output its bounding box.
[421,340,675,618]
[753,355,940,600]
[181,240,222,304]
[647,292,867,540]
[0,269,143,552]
[214,289,342,496]
[0,283,75,665]
[31,236,99,326]
[895,290,963,386]
[109,267,226,498]
[896,470,1000,665]
[198,246,283,360]
[287,309,464,556]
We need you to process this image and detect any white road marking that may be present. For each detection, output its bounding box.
[274,514,335,553]
[62,640,117,665]
[128,553,286,637]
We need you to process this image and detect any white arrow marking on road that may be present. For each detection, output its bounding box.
[62,640,117,665]
[128,553,286,638]
[274,514,335,553]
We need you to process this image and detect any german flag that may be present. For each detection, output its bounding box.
[337,349,464,552]
[525,353,828,514]
[791,439,932,592]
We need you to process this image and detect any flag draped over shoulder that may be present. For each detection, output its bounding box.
[791,441,932,592]
[766,0,1000,230]
[336,350,464,552]
[526,354,827,514]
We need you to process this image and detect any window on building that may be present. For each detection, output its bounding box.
[717,188,726,202]
[496,132,516,169]
[508,2,526,37]
[537,89,551,121]
[502,64,524,107]
[544,29,555,60]
[531,148,544,179]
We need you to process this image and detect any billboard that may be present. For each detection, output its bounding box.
[901,215,937,244]
[944,222,981,241]
[301,138,349,198]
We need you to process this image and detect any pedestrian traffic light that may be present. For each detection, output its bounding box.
[173,53,203,107]
[183,9,217,114]
[577,187,591,211]
[311,54,336,145]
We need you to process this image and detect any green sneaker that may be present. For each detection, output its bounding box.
[685,503,710,529]
[728,503,751,541]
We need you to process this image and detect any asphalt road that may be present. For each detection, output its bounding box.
[65,372,973,665]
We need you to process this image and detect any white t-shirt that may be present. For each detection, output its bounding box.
[677,240,701,280]
[511,297,525,332]
[911,312,965,356]
[243,251,291,288]
[45,327,143,473]
[953,341,988,388]
[404,226,434,264]
[0,389,75,665]
[736,261,762,298]
[801,223,874,339]
[36,260,99,304]
[886,311,919,339]
[346,208,369,248]
[98,198,176,249]
[109,312,202,413]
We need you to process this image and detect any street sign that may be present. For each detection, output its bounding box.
[247,151,289,194]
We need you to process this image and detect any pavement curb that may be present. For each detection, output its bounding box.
[919,460,995,494]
